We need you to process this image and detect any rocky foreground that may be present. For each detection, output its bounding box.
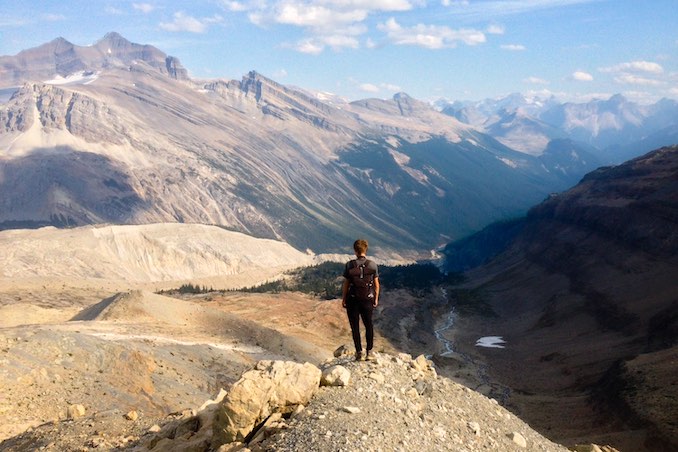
[1,349,589,452]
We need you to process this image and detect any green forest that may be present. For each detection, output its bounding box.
[240,261,464,299]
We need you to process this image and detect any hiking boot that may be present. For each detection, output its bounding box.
[355,351,363,361]
[365,350,375,361]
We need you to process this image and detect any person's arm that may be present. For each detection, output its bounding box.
[341,278,350,308]
[373,276,380,307]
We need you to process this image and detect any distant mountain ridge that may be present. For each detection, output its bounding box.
[438,93,678,164]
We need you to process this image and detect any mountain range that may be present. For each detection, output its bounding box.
[2,33,676,254]
[438,93,678,164]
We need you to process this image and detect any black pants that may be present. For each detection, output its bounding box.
[346,299,374,352]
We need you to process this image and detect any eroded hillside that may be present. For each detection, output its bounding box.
[446,146,678,451]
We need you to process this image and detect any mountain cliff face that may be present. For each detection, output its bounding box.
[0,34,571,253]
[447,146,678,451]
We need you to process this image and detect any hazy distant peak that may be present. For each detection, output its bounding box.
[393,92,412,101]
[99,31,127,43]
[49,37,73,47]
[350,91,434,118]
[606,93,627,104]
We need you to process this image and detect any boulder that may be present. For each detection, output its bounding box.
[67,404,86,419]
[212,360,321,447]
[508,432,527,448]
[412,354,433,372]
[320,365,351,386]
[333,344,351,357]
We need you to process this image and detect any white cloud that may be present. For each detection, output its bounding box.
[382,83,402,91]
[524,76,549,85]
[234,0,421,54]
[353,80,402,94]
[599,60,668,88]
[272,68,288,78]
[486,24,504,35]
[525,88,566,100]
[249,0,415,29]
[440,0,602,19]
[360,83,380,93]
[501,44,524,51]
[159,12,223,33]
[378,17,485,49]
[571,71,593,81]
[323,34,361,49]
[221,0,270,12]
[328,0,413,10]
[290,32,361,53]
[133,3,155,13]
[276,4,368,28]
[293,39,325,54]
[222,1,249,12]
[614,74,664,86]
[600,60,664,74]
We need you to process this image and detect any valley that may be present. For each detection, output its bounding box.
[441,146,678,452]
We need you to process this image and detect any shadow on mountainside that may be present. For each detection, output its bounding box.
[433,147,678,452]
[0,148,148,229]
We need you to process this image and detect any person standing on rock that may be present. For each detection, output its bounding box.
[342,239,380,361]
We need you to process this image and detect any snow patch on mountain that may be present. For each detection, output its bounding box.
[44,71,99,86]
[476,336,506,348]
[496,156,518,168]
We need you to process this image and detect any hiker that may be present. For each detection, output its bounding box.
[342,239,380,361]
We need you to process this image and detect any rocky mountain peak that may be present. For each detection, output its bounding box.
[393,91,412,101]
[349,91,434,118]
[392,91,432,115]
[99,31,128,44]
[49,36,74,49]
[605,93,627,106]
[239,70,279,99]
[0,32,188,87]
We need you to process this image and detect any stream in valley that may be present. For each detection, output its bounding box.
[432,288,511,405]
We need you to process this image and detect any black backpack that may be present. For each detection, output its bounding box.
[347,259,376,302]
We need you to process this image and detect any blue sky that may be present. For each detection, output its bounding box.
[1,0,677,103]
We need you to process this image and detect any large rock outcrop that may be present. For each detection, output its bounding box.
[128,353,571,451]
[212,360,321,446]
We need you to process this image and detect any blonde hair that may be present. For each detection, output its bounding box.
[353,239,368,255]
